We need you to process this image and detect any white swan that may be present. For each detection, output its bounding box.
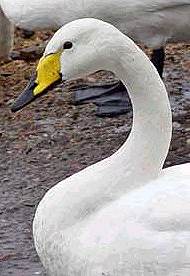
[1,0,190,115]
[1,0,190,47]
[1,0,190,72]
[12,18,190,276]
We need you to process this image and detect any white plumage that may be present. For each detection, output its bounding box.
[0,0,190,56]
[27,19,190,275]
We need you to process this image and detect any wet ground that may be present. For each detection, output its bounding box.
[0,30,190,275]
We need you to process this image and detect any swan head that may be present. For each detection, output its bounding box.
[11,18,126,112]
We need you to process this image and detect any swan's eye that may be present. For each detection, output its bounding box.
[63,41,73,50]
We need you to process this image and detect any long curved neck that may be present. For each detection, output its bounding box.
[109,36,172,180]
[33,33,173,248]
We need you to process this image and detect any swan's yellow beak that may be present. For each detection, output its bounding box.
[11,52,62,112]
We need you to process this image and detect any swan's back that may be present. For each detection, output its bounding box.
[1,0,190,46]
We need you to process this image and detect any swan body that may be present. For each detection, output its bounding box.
[34,160,190,275]
[12,18,190,275]
[35,166,190,276]
[0,0,190,49]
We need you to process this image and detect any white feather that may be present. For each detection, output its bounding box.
[0,0,190,58]
[30,18,190,276]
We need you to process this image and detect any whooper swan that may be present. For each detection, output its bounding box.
[12,18,190,276]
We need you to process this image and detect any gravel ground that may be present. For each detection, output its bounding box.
[0,30,189,275]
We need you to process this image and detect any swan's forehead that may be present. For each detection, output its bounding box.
[45,18,114,54]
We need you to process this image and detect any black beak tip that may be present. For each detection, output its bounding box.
[11,73,63,113]
[11,88,36,113]
[11,104,20,113]
[11,75,38,113]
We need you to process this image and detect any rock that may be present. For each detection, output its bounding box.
[172,121,181,129]
[10,42,48,61]
[20,29,35,39]
[9,51,21,60]
[186,139,190,145]
[0,71,13,77]
[114,124,131,133]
